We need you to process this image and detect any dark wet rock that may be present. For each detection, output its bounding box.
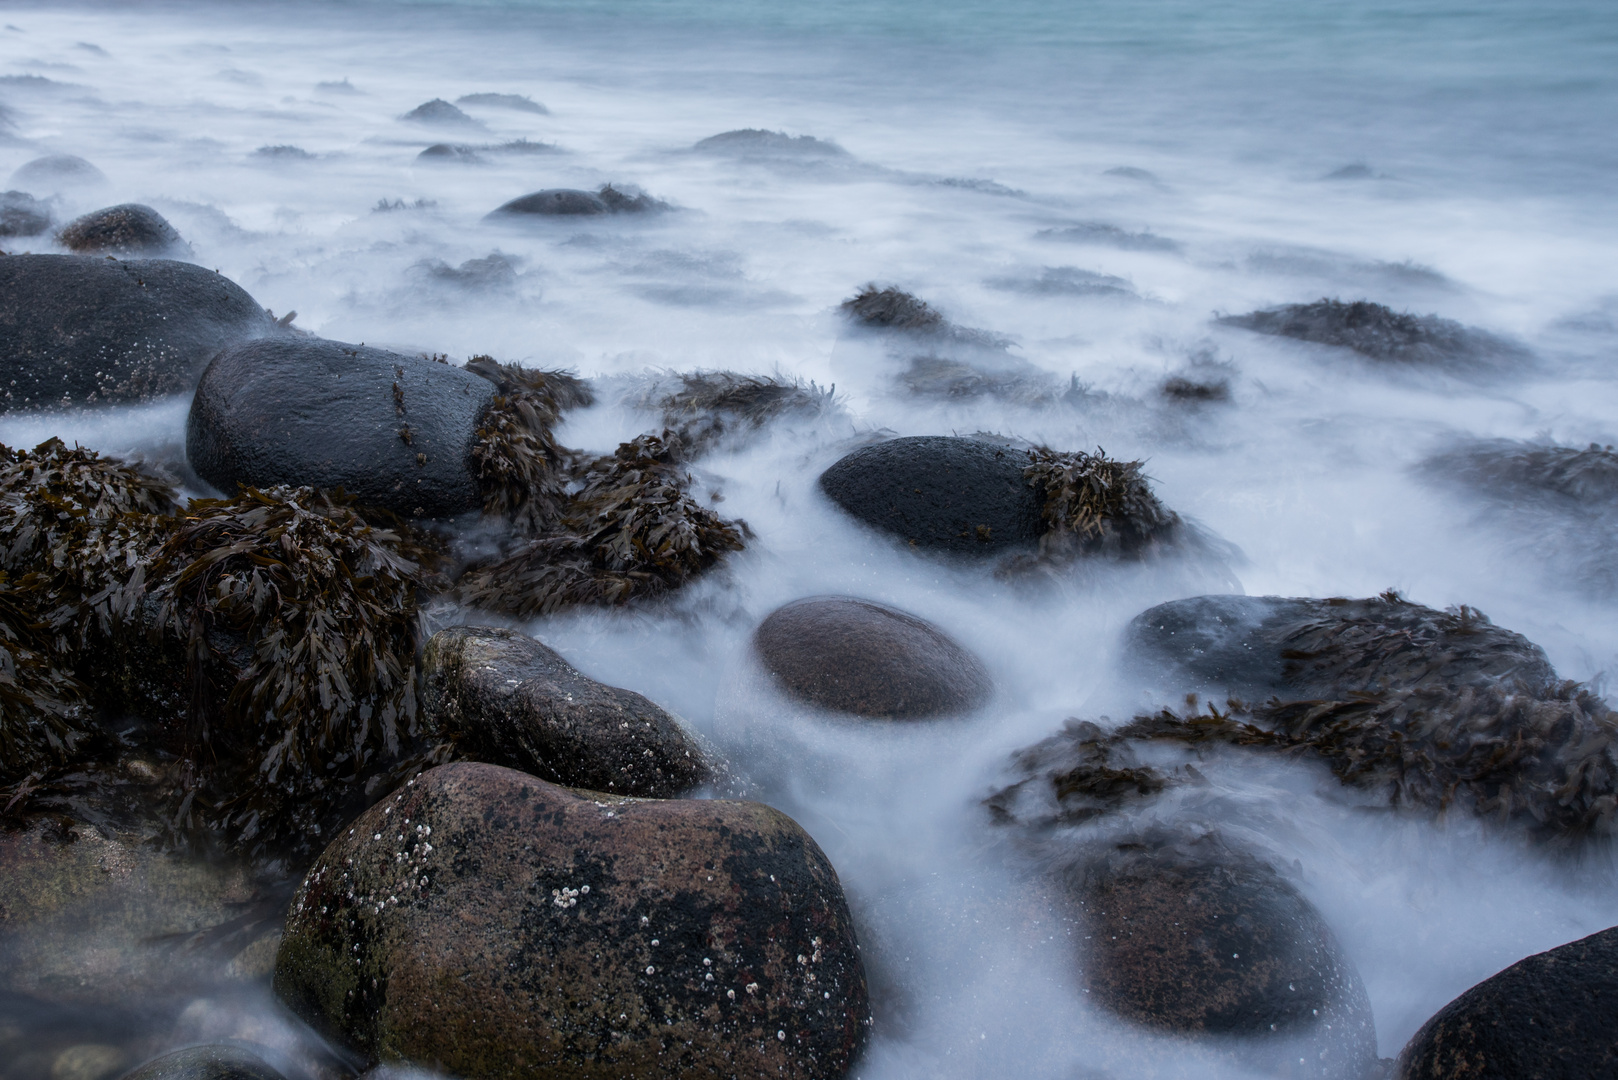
[818,435,1042,554]
[0,820,285,1009]
[1070,836,1377,1076]
[1161,375,1230,402]
[415,143,482,164]
[754,595,992,719]
[117,1044,286,1080]
[250,145,314,160]
[186,338,495,518]
[984,266,1133,297]
[0,189,50,237]
[455,92,547,114]
[417,252,518,290]
[421,625,713,797]
[1035,222,1181,253]
[625,370,837,458]
[274,761,870,1080]
[8,155,105,191]
[1218,299,1530,368]
[57,204,187,257]
[398,98,483,129]
[487,183,666,218]
[0,255,276,413]
[693,129,848,158]
[1395,925,1618,1079]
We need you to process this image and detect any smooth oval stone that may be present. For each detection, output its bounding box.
[818,436,1042,554]
[117,1045,285,1080]
[490,188,609,216]
[186,338,496,517]
[421,625,714,797]
[57,203,186,257]
[274,762,870,1080]
[0,255,276,413]
[754,595,992,719]
[1396,925,1618,1079]
[0,189,51,237]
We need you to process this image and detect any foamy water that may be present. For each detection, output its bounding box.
[4,0,1618,1075]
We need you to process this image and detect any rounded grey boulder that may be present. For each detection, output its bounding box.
[186,338,497,517]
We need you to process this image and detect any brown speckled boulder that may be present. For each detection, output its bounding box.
[273,762,870,1080]
[753,596,991,719]
[1396,925,1618,1079]
[421,625,715,797]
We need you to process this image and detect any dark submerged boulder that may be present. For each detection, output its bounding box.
[818,436,1042,554]
[0,255,276,413]
[186,338,496,518]
[117,1045,286,1080]
[1218,299,1529,368]
[274,762,870,1080]
[420,625,713,797]
[0,189,51,237]
[1395,925,1618,1079]
[57,204,187,257]
[754,596,992,719]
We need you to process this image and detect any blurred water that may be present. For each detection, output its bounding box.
[3,0,1618,1076]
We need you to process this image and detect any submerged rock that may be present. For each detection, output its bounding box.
[57,204,188,257]
[819,436,1042,554]
[753,596,992,719]
[1218,298,1529,368]
[692,129,848,158]
[274,762,870,1080]
[186,338,496,518]
[1395,925,1618,1079]
[487,184,666,218]
[0,255,276,413]
[421,625,713,796]
[0,189,51,237]
[117,1044,287,1080]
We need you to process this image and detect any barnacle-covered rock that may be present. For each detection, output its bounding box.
[273,762,870,1080]
[1395,926,1618,1079]
[57,204,188,258]
[421,625,714,796]
[753,596,991,719]
[0,255,277,413]
[1219,298,1529,369]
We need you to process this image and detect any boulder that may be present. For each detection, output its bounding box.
[57,204,187,257]
[1072,838,1377,1077]
[0,255,277,413]
[186,338,496,517]
[421,625,714,797]
[818,436,1042,554]
[1396,925,1618,1079]
[1218,299,1529,368]
[753,596,992,719]
[274,762,870,1080]
[7,154,106,192]
[117,1045,286,1080]
[0,189,51,237]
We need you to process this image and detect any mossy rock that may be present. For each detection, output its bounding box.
[57,204,187,258]
[274,762,870,1080]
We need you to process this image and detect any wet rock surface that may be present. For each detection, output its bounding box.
[57,205,187,257]
[818,435,1042,554]
[116,1045,286,1080]
[421,625,714,797]
[0,255,276,413]
[1219,299,1529,368]
[1396,925,1618,1079]
[753,596,992,719]
[0,190,51,237]
[186,338,496,517]
[274,762,870,1080]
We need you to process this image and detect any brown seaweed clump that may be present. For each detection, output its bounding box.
[457,432,748,617]
[1019,446,1183,561]
[629,370,838,458]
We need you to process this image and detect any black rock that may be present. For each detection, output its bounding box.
[0,189,51,237]
[0,255,276,413]
[692,129,848,158]
[818,435,1042,554]
[754,595,992,719]
[1396,925,1618,1078]
[117,1044,285,1080]
[8,154,105,190]
[421,625,715,797]
[1218,299,1529,368]
[455,92,548,114]
[57,203,187,257]
[186,337,496,518]
[399,98,483,129]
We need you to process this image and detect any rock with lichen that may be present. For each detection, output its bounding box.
[273,762,870,1080]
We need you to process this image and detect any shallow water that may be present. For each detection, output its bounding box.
[3,0,1618,1075]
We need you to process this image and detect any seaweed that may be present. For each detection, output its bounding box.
[467,356,594,535]
[457,432,747,617]
[1021,445,1182,559]
[628,371,837,458]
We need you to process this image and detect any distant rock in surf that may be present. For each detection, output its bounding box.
[753,596,992,719]
[693,128,849,158]
[57,203,188,258]
[1395,926,1618,1079]
[0,255,276,413]
[1035,221,1181,252]
[455,91,548,114]
[0,189,50,237]
[399,98,484,129]
[7,154,105,193]
[486,183,668,218]
[1218,298,1530,368]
